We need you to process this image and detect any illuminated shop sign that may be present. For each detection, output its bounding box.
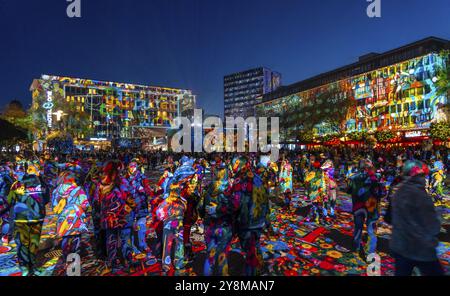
[405,130,429,138]
[45,91,53,128]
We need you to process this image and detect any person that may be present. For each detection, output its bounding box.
[266,161,279,198]
[156,183,187,274]
[7,161,49,275]
[429,158,446,206]
[149,168,172,257]
[156,156,196,274]
[347,159,383,261]
[231,156,270,276]
[321,159,337,219]
[42,151,59,191]
[389,160,444,276]
[93,160,136,273]
[198,162,233,275]
[52,170,90,265]
[279,158,293,210]
[194,159,207,196]
[84,159,105,260]
[304,161,327,224]
[182,173,200,262]
[126,158,152,256]
[0,164,14,244]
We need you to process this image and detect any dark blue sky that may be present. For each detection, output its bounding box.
[1,0,450,116]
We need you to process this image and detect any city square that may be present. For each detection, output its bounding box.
[0,0,450,282]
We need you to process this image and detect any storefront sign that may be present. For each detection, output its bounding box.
[405,131,427,138]
[46,91,53,128]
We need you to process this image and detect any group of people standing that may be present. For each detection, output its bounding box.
[0,146,447,276]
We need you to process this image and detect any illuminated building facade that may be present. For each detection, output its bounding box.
[255,37,450,144]
[30,75,196,144]
[224,67,281,119]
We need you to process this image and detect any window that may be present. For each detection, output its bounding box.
[404,103,409,111]
[418,100,424,110]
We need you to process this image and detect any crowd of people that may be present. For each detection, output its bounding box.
[0,145,447,276]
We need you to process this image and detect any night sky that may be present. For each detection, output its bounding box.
[1,0,450,117]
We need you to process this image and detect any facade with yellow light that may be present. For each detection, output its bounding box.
[30,75,195,149]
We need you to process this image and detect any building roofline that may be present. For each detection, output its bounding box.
[224,67,274,79]
[36,74,194,93]
[262,36,449,102]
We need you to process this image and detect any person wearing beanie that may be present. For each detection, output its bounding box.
[389,160,444,276]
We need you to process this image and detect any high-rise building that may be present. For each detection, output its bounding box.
[30,74,195,148]
[256,37,450,145]
[224,67,281,119]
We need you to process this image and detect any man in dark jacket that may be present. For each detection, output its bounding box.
[390,160,444,276]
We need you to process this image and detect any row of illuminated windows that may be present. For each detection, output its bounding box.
[348,114,433,131]
[272,83,433,110]
[225,87,263,98]
[224,69,264,82]
[258,97,434,125]
[225,94,260,104]
[289,114,435,135]
[356,87,432,106]
[66,95,178,110]
[65,85,186,96]
[224,78,264,89]
[65,88,180,101]
[366,99,432,115]
[225,101,256,109]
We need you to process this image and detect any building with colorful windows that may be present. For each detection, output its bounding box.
[255,37,450,145]
[30,75,196,149]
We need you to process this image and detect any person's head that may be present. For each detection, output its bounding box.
[102,160,123,185]
[57,170,77,186]
[402,160,429,178]
[44,151,51,160]
[128,158,140,175]
[26,161,41,176]
[232,155,249,175]
[360,159,374,172]
[312,161,321,169]
[321,159,333,170]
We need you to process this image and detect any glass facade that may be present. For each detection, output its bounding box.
[224,67,281,119]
